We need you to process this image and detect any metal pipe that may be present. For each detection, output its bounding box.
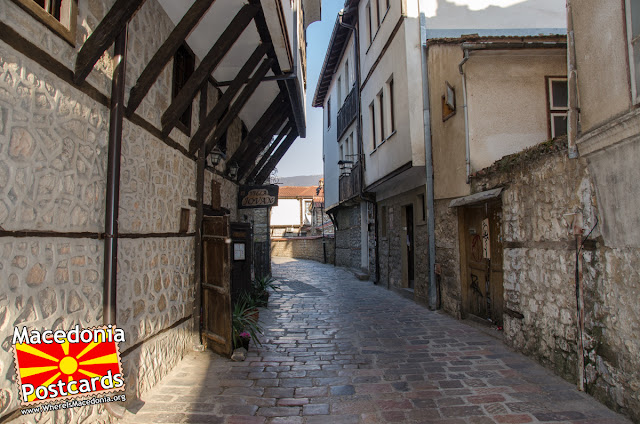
[459,48,471,184]
[419,0,438,309]
[103,28,128,327]
[566,0,579,158]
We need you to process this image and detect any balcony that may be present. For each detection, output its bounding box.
[337,86,357,139]
[339,161,361,202]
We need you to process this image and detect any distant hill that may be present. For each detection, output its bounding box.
[277,174,323,187]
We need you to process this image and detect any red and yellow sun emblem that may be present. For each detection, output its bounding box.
[13,327,124,405]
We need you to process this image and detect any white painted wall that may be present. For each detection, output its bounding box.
[271,198,302,226]
[466,50,567,171]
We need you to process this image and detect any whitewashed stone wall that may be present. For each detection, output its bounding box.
[474,147,640,421]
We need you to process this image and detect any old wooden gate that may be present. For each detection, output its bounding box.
[461,202,504,325]
[202,215,232,356]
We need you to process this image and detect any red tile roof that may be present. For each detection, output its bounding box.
[279,186,323,198]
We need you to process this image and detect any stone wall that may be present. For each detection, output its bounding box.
[0,0,243,421]
[333,205,361,269]
[377,188,429,303]
[271,236,335,265]
[434,199,462,318]
[472,144,640,421]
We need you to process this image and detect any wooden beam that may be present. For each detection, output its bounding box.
[224,94,286,165]
[125,0,218,117]
[161,4,259,136]
[244,122,293,183]
[203,58,275,155]
[74,0,147,84]
[188,43,269,154]
[236,112,289,179]
[255,129,299,183]
[193,83,207,345]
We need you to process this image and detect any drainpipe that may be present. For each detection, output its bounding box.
[459,48,471,184]
[566,0,579,158]
[103,27,127,420]
[418,0,438,309]
[103,28,128,327]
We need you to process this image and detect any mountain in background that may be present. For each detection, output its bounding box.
[277,174,323,187]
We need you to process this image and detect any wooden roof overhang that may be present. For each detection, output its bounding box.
[73,0,318,184]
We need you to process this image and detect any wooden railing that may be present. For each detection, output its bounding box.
[339,161,361,202]
[337,86,357,139]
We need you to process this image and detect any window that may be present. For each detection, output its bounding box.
[338,76,343,106]
[626,0,640,102]
[340,143,344,161]
[376,0,382,25]
[442,81,456,121]
[173,43,195,135]
[547,77,568,138]
[11,0,78,45]
[386,0,391,11]
[370,102,377,149]
[366,2,373,45]
[345,60,350,91]
[350,132,356,162]
[388,78,395,132]
[378,90,385,142]
[327,97,331,128]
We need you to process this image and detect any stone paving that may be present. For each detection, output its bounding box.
[120,257,632,424]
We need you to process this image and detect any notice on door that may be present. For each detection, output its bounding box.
[482,218,490,259]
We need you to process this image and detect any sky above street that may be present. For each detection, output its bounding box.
[275,0,344,178]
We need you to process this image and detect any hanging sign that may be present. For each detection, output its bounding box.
[238,185,279,209]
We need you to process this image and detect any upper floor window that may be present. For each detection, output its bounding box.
[378,90,385,143]
[11,0,78,45]
[388,77,396,132]
[626,0,640,102]
[327,96,332,128]
[366,2,373,45]
[547,77,568,138]
[173,43,195,135]
[338,76,343,106]
[370,101,377,149]
[345,60,350,91]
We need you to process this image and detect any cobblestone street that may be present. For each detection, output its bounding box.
[121,258,631,424]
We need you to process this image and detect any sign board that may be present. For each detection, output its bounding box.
[238,185,279,209]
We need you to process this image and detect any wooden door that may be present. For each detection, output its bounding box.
[202,216,232,356]
[462,202,504,325]
[230,222,253,304]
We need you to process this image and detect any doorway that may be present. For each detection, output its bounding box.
[405,204,415,289]
[460,202,504,325]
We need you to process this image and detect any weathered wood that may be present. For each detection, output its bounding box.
[244,122,293,183]
[161,4,259,136]
[125,0,218,117]
[236,112,289,179]
[74,0,147,84]
[188,43,270,154]
[255,129,299,183]
[225,94,286,165]
[203,58,275,155]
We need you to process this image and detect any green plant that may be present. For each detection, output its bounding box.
[252,275,279,307]
[232,295,263,349]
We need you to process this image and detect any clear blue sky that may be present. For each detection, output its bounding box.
[275,0,345,178]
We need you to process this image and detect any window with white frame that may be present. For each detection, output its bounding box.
[350,132,356,162]
[378,90,385,142]
[388,77,395,133]
[345,60,350,91]
[366,2,373,45]
[370,101,377,149]
[337,76,343,106]
[11,0,78,45]
[626,0,640,102]
[547,77,568,138]
[327,96,331,128]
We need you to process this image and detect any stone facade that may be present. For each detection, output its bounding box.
[469,144,640,421]
[333,205,361,270]
[271,236,335,265]
[377,187,429,303]
[434,199,462,318]
[0,0,243,422]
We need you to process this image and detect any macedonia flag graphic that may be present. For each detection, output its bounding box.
[13,327,124,406]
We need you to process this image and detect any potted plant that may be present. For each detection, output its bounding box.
[237,332,251,350]
[252,275,279,307]
[232,296,263,350]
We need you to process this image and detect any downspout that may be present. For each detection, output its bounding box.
[566,0,579,159]
[418,0,438,309]
[102,27,127,420]
[103,28,128,327]
[459,48,471,184]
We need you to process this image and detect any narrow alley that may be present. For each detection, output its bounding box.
[121,258,631,424]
